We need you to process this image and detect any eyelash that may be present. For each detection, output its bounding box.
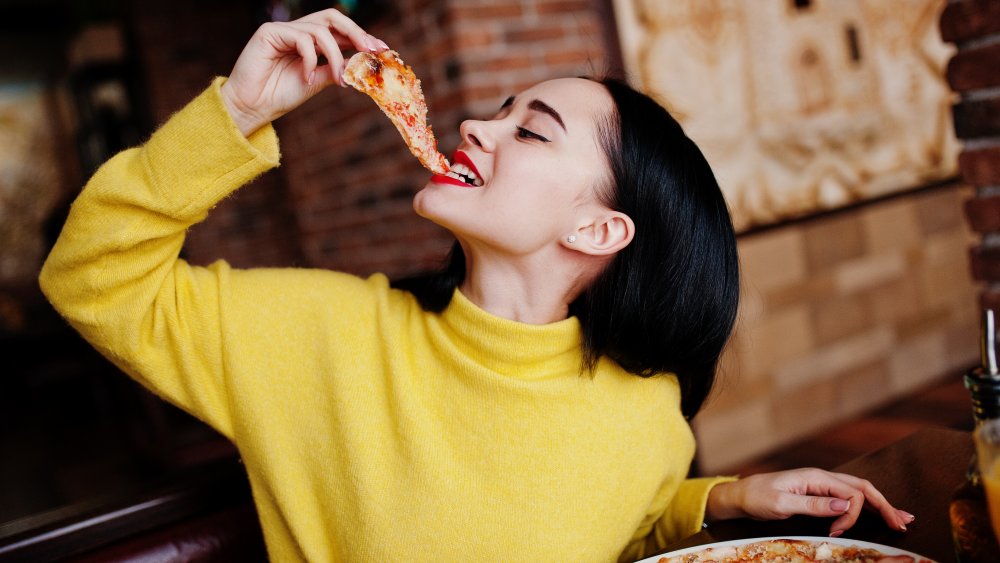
[516,126,550,143]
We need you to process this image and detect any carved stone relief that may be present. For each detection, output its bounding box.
[613,0,958,231]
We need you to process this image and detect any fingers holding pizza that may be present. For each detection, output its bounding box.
[221,9,389,136]
[219,9,448,175]
[705,468,916,538]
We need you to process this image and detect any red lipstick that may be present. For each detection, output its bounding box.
[451,151,481,179]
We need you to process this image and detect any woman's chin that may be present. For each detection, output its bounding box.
[412,187,433,219]
[412,188,452,227]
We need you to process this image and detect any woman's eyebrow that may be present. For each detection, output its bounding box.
[499,96,567,132]
[528,100,566,132]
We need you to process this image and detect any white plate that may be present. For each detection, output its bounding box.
[635,536,937,562]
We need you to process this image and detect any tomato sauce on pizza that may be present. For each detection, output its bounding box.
[343,50,450,175]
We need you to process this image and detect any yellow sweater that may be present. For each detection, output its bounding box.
[40,79,731,563]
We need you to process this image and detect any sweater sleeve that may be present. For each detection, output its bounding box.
[619,475,737,562]
[38,77,280,439]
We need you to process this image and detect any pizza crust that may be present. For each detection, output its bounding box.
[343,50,450,174]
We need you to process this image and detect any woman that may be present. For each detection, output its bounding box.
[40,9,912,562]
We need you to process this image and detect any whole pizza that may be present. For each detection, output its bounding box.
[656,538,933,563]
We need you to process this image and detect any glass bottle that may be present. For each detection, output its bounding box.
[950,309,1000,562]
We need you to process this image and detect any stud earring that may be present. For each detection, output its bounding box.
[566,235,577,243]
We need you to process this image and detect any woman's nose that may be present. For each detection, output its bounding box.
[459,119,496,152]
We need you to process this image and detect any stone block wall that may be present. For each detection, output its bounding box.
[693,184,978,472]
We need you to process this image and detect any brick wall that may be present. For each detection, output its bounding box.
[129,0,305,268]
[276,0,609,278]
[274,0,461,277]
[940,0,1000,311]
[128,0,608,278]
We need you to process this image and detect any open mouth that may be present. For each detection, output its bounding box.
[443,163,483,187]
[430,150,484,188]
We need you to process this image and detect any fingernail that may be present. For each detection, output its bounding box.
[899,523,907,532]
[307,70,315,85]
[902,511,915,522]
[366,36,379,52]
[378,39,389,50]
[830,499,849,513]
[829,529,843,538]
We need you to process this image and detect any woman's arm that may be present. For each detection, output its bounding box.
[39,10,387,436]
[38,81,281,437]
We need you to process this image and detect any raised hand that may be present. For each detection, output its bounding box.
[220,9,389,136]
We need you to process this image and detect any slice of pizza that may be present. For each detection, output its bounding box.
[343,50,450,174]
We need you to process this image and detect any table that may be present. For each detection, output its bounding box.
[664,427,977,562]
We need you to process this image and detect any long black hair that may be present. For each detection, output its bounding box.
[393,78,740,419]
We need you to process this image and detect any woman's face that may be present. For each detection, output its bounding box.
[413,78,614,255]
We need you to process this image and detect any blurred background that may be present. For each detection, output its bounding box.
[1,0,997,558]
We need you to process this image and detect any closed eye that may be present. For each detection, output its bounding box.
[516,126,550,143]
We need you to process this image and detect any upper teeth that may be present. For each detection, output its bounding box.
[446,163,483,186]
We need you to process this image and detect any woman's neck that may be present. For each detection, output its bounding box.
[457,246,594,325]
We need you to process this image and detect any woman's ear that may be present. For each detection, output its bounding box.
[565,211,634,256]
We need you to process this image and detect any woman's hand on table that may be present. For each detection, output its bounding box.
[704,468,916,538]
[220,9,389,136]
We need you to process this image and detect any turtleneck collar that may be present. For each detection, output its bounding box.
[435,289,583,379]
